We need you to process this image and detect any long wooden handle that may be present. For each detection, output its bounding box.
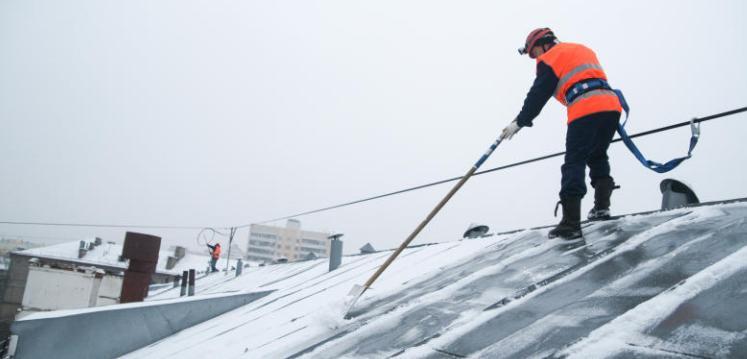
[360,138,502,292]
[362,166,477,288]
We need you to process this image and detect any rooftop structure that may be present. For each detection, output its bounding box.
[0,239,212,338]
[13,240,211,276]
[119,199,747,358]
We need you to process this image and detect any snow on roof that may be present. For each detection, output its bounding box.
[16,241,214,275]
[123,201,747,358]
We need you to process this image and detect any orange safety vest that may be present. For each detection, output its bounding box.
[212,245,221,259]
[537,42,622,123]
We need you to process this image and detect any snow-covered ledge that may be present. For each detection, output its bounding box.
[9,290,274,359]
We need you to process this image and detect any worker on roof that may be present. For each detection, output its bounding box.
[500,28,622,240]
[207,242,221,272]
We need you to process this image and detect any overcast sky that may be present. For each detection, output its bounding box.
[1,0,746,255]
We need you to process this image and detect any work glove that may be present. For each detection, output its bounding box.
[500,120,521,140]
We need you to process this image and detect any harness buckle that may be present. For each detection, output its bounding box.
[565,78,610,105]
[690,118,700,138]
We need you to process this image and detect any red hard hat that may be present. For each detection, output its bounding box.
[518,28,555,58]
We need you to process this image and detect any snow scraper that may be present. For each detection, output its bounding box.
[343,136,504,318]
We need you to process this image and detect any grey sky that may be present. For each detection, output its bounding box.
[1,0,746,254]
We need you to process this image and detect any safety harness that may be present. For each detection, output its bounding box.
[565,79,700,173]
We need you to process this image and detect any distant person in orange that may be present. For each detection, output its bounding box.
[207,243,221,272]
[500,28,622,240]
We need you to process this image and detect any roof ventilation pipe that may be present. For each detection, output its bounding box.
[78,241,88,258]
[235,258,243,277]
[328,234,343,272]
[166,256,178,270]
[174,246,186,259]
[120,232,161,303]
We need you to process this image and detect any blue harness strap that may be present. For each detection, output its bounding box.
[565,80,700,173]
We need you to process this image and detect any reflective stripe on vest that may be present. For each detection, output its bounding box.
[538,43,621,122]
[554,63,604,100]
[568,88,617,106]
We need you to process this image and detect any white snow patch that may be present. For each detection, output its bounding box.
[559,244,747,358]
[661,323,746,357]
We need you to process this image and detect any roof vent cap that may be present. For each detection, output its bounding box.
[463,223,490,239]
[660,179,699,210]
[359,243,376,254]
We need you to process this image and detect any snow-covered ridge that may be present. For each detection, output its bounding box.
[124,202,747,358]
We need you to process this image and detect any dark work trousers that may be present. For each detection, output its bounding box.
[560,111,621,200]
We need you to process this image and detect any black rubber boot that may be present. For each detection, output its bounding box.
[588,177,617,220]
[549,197,582,240]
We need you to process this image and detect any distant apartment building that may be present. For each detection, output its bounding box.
[246,219,330,263]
